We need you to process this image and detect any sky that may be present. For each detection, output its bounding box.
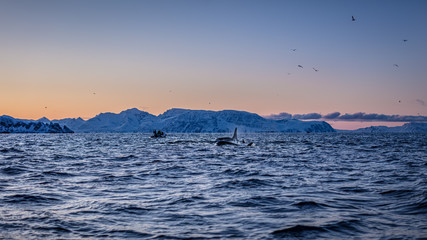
[1,0,426,129]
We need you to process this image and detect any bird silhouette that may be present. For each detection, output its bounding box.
[403,39,408,42]
[352,16,356,21]
[291,49,297,52]
[298,65,303,68]
[313,68,319,72]
[394,64,399,67]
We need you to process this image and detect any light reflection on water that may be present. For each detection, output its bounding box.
[0,133,426,239]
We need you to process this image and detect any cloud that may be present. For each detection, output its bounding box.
[293,113,322,120]
[265,112,292,120]
[323,112,341,119]
[265,111,427,122]
[264,112,321,120]
[338,112,392,121]
[336,113,427,122]
[416,99,426,107]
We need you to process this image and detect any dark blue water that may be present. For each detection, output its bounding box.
[0,133,426,239]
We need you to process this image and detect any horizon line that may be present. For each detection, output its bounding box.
[2,107,426,123]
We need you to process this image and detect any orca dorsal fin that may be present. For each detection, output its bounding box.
[232,128,237,140]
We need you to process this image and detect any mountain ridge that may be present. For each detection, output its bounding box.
[5,108,427,133]
[0,115,74,133]
[48,108,336,133]
[351,122,427,133]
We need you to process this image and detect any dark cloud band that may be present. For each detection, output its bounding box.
[265,112,427,122]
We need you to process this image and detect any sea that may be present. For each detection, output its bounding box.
[0,133,426,239]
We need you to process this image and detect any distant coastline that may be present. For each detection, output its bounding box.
[2,108,426,134]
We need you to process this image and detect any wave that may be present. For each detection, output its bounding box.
[272,219,364,237]
[114,154,138,160]
[380,189,415,197]
[34,225,72,233]
[1,166,29,175]
[1,132,425,239]
[0,147,24,153]
[216,178,273,189]
[292,200,326,209]
[3,194,62,204]
[105,229,152,238]
[42,170,76,177]
[272,224,327,237]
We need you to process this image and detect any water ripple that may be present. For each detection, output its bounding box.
[0,132,426,239]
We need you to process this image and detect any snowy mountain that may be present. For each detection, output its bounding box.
[353,122,427,133]
[399,122,427,133]
[6,108,426,133]
[0,116,73,133]
[157,108,334,133]
[58,108,158,133]
[52,108,335,133]
[52,117,86,132]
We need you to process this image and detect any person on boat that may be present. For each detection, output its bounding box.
[152,129,166,138]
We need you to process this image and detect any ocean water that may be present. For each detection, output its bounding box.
[0,133,426,239]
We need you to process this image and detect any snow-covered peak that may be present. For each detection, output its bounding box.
[3,108,337,133]
[0,115,16,122]
[0,116,73,133]
[73,108,157,132]
[158,108,195,119]
[119,108,148,116]
[37,117,51,123]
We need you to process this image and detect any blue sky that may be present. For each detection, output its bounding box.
[0,0,426,129]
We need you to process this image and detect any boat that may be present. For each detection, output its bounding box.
[151,130,166,138]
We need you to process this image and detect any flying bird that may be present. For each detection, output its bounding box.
[313,68,319,72]
[394,64,399,67]
[352,16,356,21]
[298,65,303,68]
[403,39,408,42]
[291,49,297,52]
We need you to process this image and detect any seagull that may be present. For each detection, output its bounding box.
[403,39,408,42]
[291,49,297,52]
[298,65,303,68]
[313,68,319,72]
[352,16,356,21]
[394,64,399,67]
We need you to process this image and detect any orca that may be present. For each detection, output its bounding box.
[215,128,237,143]
[215,128,254,146]
[215,140,238,146]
